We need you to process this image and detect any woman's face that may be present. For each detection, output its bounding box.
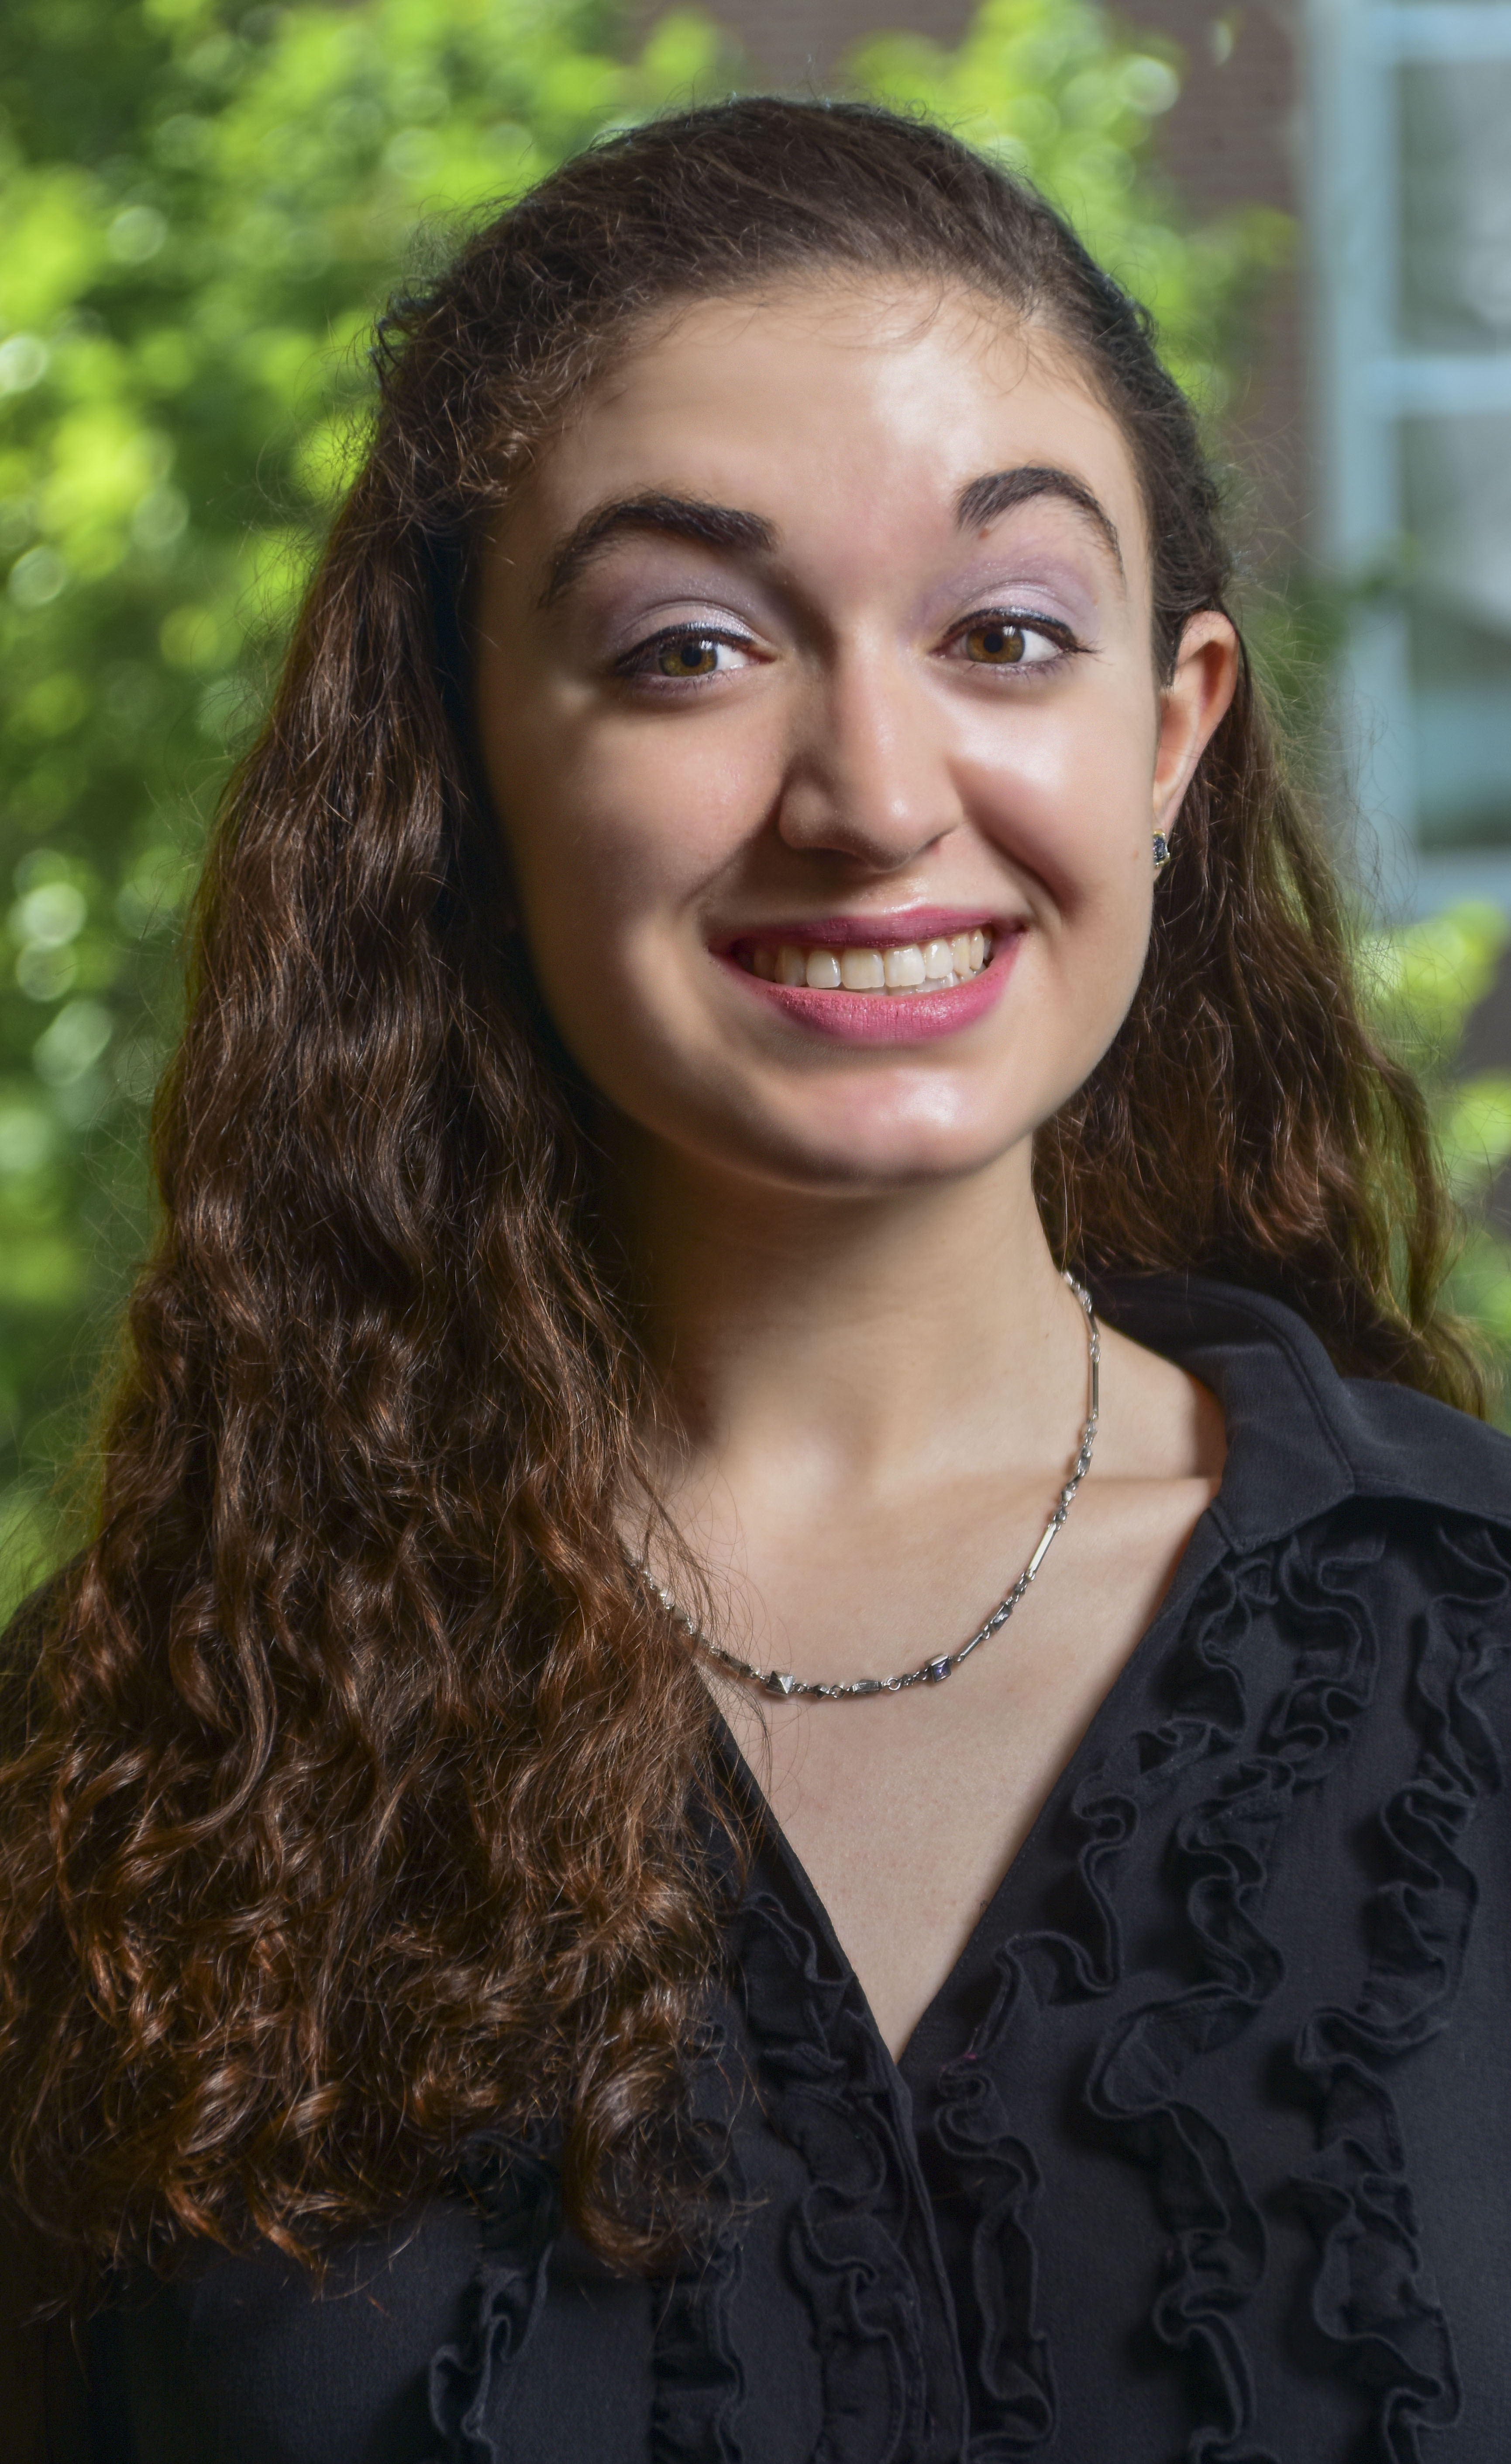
[474,279,1236,1193]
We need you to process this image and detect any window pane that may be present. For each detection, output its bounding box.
[1397,60,1511,352]
[1403,414,1511,849]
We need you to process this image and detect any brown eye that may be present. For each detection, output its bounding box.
[656,635,721,678]
[965,621,1026,665]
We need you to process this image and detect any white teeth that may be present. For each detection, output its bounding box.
[884,944,926,989]
[747,928,996,996]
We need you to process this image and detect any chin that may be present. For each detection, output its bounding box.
[707,1091,1031,1196]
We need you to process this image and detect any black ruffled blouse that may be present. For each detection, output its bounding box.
[9,1278,1511,2463]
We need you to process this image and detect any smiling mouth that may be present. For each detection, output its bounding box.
[735,926,995,997]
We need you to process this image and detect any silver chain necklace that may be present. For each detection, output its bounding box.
[639,1272,1100,1703]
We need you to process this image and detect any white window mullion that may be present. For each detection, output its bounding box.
[1309,0,1418,898]
[1309,0,1511,911]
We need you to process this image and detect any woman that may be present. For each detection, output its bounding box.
[2,96,1508,2463]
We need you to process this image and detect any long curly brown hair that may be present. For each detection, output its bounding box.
[0,99,1483,2296]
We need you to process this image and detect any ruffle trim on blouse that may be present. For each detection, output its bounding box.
[928,2051,1054,2459]
[650,2015,748,2464]
[424,2078,750,2464]
[1285,1511,1511,2464]
[651,2206,746,2464]
[917,1551,1286,2454]
[1080,1521,1393,2461]
[926,1517,1408,2461]
[418,1505,1510,2464]
[425,2142,559,2464]
[732,1882,964,2464]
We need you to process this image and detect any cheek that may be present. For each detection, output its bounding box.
[499,705,768,956]
[484,702,776,1116]
[958,686,1157,1108]
[956,675,1160,905]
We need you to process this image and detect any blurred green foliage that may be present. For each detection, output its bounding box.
[0,0,739,1600]
[0,0,1501,1617]
[1360,904,1511,1400]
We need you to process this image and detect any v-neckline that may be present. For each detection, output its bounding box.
[712,1491,1235,2085]
[709,1273,1365,2082]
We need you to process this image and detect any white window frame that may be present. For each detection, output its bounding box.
[1306,0,1511,912]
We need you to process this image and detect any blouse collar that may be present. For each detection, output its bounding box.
[1094,1273,1511,1554]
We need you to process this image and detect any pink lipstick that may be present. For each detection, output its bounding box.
[715,909,1020,1045]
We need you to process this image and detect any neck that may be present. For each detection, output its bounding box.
[616,1133,1087,1511]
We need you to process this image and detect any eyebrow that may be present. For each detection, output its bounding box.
[537,464,1122,609]
[956,466,1123,576]
[540,492,777,607]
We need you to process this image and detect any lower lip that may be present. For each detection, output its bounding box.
[719,937,1020,1043]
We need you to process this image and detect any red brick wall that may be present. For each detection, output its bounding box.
[1129,0,1307,564]
[699,0,976,86]
[666,0,1310,568]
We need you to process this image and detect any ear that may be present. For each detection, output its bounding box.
[1152,610,1240,833]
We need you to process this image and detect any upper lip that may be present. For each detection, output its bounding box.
[715,907,1015,953]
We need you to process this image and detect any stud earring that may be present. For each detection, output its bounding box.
[1152,829,1172,871]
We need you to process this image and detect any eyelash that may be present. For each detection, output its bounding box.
[942,607,1083,672]
[615,623,756,685]
[613,607,1084,689]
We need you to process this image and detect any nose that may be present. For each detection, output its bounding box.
[773,647,961,871]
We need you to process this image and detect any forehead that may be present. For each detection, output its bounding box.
[505,277,1146,578]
